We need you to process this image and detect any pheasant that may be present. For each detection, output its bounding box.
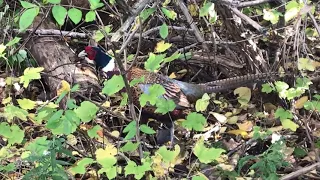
[78,46,277,115]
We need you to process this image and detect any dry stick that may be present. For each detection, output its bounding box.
[280,162,320,180]
[176,0,209,51]
[230,7,264,32]
[95,11,145,160]
[237,0,273,8]
[111,0,153,42]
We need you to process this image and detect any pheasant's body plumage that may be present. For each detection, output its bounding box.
[79,46,278,117]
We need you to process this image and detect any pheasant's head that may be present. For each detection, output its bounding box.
[78,46,115,73]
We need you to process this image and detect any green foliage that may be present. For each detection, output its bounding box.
[139,84,165,106]
[74,101,99,122]
[120,142,140,153]
[140,124,156,135]
[161,7,177,20]
[22,137,73,180]
[123,121,137,140]
[102,75,125,95]
[0,122,24,145]
[245,140,289,179]
[125,159,152,179]
[193,138,226,164]
[19,67,44,88]
[252,126,272,140]
[144,53,166,72]
[159,23,168,39]
[19,1,39,31]
[182,112,207,131]
[195,93,210,112]
[52,5,67,26]
[70,158,95,174]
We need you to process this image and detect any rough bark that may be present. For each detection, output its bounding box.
[25,15,100,106]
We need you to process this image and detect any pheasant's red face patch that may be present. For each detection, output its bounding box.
[85,46,97,60]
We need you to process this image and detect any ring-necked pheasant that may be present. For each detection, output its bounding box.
[78,46,277,116]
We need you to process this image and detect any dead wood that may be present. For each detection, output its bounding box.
[25,15,100,106]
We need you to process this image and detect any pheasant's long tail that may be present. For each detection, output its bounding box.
[200,72,282,93]
[202,72,280,87]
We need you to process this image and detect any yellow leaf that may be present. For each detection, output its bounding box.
[295,96,308,109]
[102,101,111,108]
[155,41,172,53]
[236,121,253,131]
[227,129,248,138]
[210,112,227,123]
[234,87,251,106]
[95,144,117,159]
[57,80,70,96]
[169,73,176,79]
[188,4,198,16]
[2,97,11,105]
[67,134,77,146]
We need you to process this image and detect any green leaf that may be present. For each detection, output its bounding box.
[281,119,299,131]
[48,0,61,4]
[74,101,99,122]
[159,23,168,39]
[0,123,24,145]
[275,108,293,121]
[144,53,166,72]
[52,5,67,26]
[20,1,37,8]
[49,110,80,135]
[140,8,156,21]
[120,142,140,153]
[88,0,104,10]
[6,37,21,46]
[93,25,112,42]
[85,11,96,22]
[70,158,95,174]
[195,93,210,112]
[155,99,176,114]
[87,125,102,138]
[19,7,39,31]
[157,145,180,163]
[161,7,176,20]
[182,112,207,131]
[293,147,307,158]
[102,75,125,96]
[4,105,28,122]
[71,84,80,92]
[17,98,36,110]
[164,51,180,63]
[139,84,166,107]
[140,124,156,135]
[261,83,275,93]
[19,67,44,88]
[274,81,289,93]
[130,76,145,87]
[124,160,152,179]
[123,121,136,140]
[199,2,212,17]
[12,49,27,63]
[68,8,82,24]
[263,9,281,24]
[193,138,226,164]
[285,0,300,22]
[298,58,315,71]
[120,92,128,106]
